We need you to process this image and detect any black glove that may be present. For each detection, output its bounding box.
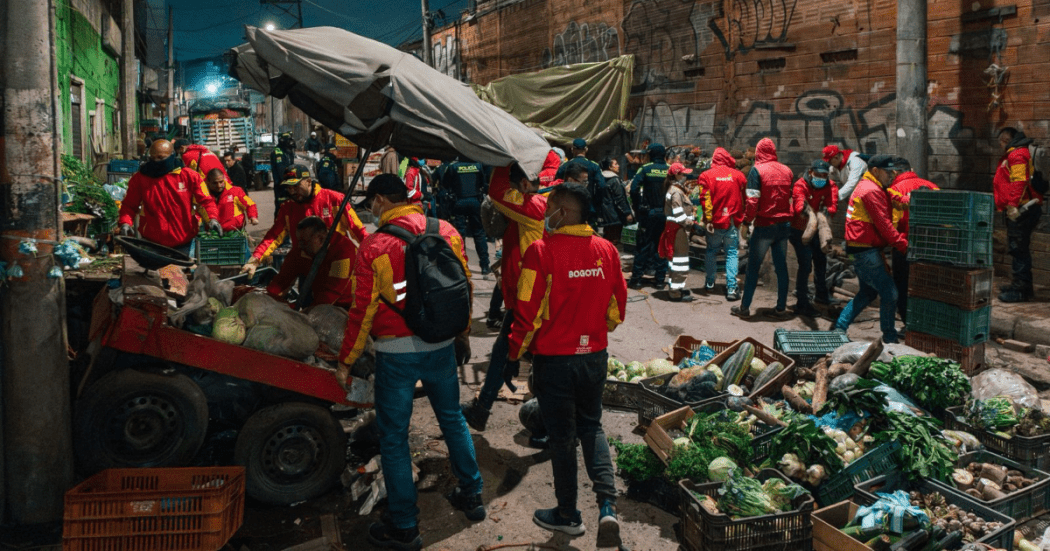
[454,333,471,367]
[503,359,521,392]
[207,219,224,236]
[119,224,134,237]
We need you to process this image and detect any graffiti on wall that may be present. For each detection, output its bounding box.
[542,21,621,68]
[433,36,462,80]
[633,101,719,152]
[727,89,974,187]
[621,0,723,91]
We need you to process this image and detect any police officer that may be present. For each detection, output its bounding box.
[628,143,670,289]
[271,132,295,206]
[443,159,491,275]
[316,144,341,190]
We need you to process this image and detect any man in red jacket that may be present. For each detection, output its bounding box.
[266,216,356,308]
[833,155,909,343]
[204,168,259,231]
[788,160,838,317]
[240,165,368,277]
[339,175,483,550]
[699,147,746,300]
[886,157,939,322]
[507,183,627,548]
[732,137,794,319]
[182,143,231,183]
[461,163,547,432]
[118,139,220,256]
[994,127,1043,302]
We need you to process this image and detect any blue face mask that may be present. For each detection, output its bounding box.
[811,177,828,189]
[544,208,563,234]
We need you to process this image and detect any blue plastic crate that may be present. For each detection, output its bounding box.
[107,159,140,174]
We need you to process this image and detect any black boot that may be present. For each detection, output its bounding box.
[367,522,421,550]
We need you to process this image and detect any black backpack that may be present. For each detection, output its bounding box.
[376,218,471,343]
[1032,169,1049,195]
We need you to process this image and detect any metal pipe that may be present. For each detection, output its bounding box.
[1,0,75,523]
[896,0,928,177]
[421,0,432,67]
[121,0,136,158]
[167,6,174,131]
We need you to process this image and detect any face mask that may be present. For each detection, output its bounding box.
[544,208,563,233]
[140,154,179,178]
[811,177,828,189]
[370,197,383,219]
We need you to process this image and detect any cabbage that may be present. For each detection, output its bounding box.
[616,370,629,381]
[215,307,239,321]
[212,314,246,344]
[607,357,626,375]
[629,375,644,383]
[625,361,644,378]
[708,457,738,482]
[646,358,677,377]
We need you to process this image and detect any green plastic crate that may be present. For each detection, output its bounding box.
[813,441,900,507]
[622,223,638,246]
[909,189,995,231]
[907,224,993,267]
[197,234,251,265]
[907,298,990,346]
[773,329,851,367]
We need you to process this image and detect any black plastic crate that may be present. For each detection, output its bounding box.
[773,329,851,367]
[602,379,648,411]
[944,406,1050,471]
[929,450,1050,522]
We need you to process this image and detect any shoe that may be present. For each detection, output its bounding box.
[446,487,486,521]
[999,289,1033,303]
[627,278,644,290]
[651,281,667,291]
[485,316,503,329]
[668,292,694,302]
[769,308,794,320]
[597,500,622,548]
[528,435,549,449]
[730,306,751,318]
[460,399,489,432]
[726,289,740,302]
[792,303,820,317]
[533,507,585,536]
[367,522,422,551]
[705,282,716,291]
[480,267,490,276]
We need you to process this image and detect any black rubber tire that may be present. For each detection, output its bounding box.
[74,369,209,474]
[234,402,347,505]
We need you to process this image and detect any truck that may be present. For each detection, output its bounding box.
[189,99,256,154]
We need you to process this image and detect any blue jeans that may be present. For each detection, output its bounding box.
[835,247,899,343]
[705,226,739,291]
[375,344,483,529]
[476,309,515,410]
[741,222,790,311]
[533,351,617,515]
[788,228,829,307]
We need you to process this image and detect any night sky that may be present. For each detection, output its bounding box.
[162,0,470,62]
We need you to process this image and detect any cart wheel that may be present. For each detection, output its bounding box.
[74,369,209,474]
[234,402,347,505]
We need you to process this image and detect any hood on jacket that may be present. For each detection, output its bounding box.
[1007,130,1034,150]
[183,144,213,157]
[542,149,562,171]
[711,147,736,169]
[754,138,778,164]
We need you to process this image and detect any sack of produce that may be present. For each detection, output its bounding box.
[970,368,1041,410]
[829,341,924,365]
[234,293,319,360]
[306,304,349,353]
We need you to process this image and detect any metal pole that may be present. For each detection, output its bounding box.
[167,6,174,132]
[1,0,75,524]
[120,0,136,158]
[421,0,432,66]
[896,0,928,177]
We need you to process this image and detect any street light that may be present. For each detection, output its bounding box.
[265,22,276,31]
[205,83,218,95]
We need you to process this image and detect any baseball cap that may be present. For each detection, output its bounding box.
[668,162,692,177]
[364,173,409,202]
[572,138,587,149]
[822,145,842,162]
[810,160,830,174]
[280,165,311,186]
[867,154,907,170]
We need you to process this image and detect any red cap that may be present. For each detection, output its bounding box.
[822,145,842,162]
[668,162,692,177]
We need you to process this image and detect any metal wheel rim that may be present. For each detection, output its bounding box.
[260,423,327,481]
[103,393,183,462]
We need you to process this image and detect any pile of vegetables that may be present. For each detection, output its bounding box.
[874,412,958,483]
[63,155,119,236]
[650,342,783,405]
[610,440,665,482]
[200,228,248,240]
[909,490,1006,544]
[606,357,678,383]
[870,356,971,412]
[951,459,1041,502]
[665,410,755,481]
[964,396,1050,437]
[767,418,845,486]
[694,470,808,519]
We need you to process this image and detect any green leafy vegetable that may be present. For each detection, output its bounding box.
[965,396,1019,430]
[715,470,808,518]
[817,377,889,418]
[869,356,970,411]
[874,412,957,482]
[610,439,664,482]
[765,418,845,475]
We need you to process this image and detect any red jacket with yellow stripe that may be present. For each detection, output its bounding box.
[339,205,470,366]
[488,166,547,311]
[993,146,1043,210]
[887,172,938,237]
[118,167,218,248]
[210,182,259,231]
[182,145,230,182]
[507,224,627,360]
[251,184,368,261]
[844,172,908,254]
[266,232,357,308]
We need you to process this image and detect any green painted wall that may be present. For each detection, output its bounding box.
[55,1,122,160]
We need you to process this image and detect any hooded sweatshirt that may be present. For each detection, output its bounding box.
[182,144,230,183]
[993,131,1042,210]
[744,138,794,226]
[699,148,747,229]
[539,149,563,189]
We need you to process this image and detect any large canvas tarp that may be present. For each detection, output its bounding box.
[227,26,552,179]
[472,55,635,147]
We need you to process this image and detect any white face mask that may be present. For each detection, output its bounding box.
[370,197,383,219]
[544,208,564,233]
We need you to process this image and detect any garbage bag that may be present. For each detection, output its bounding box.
[970,368,1041,410]
[306,304,349,353]
[830,341,925,365]
[169,265,233,327]
[234,293,319,360]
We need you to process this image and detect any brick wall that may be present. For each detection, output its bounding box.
[439,0,1050,283]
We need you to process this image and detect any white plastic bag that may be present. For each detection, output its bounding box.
[970,368,1041,410]
[169,265,233,327]
[234,293,319,360]
[830,341,926,365]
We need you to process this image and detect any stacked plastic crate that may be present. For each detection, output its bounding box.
[904,190,994,375]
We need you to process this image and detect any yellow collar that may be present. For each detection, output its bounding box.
[379,204,424,225]
[863,171,885,188]
[551,223,594,237]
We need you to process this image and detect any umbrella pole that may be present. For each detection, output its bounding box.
[296,145,374,310]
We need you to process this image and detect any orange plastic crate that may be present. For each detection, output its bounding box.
[63,467,245,551]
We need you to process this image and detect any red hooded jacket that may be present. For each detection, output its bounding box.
[182,145,230,183]
[118,166,218,248]
[744,138,794,226]
[251,183,368,261]
[887,172,938,237]
[845,172,908,253]
[488,166,547,311]
[699,148,747,229]
[539,150,562,189]
[791,176,838,231]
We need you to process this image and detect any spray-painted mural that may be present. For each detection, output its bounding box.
[542,21,621,68]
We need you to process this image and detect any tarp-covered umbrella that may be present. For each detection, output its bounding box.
[227,25,551,179]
